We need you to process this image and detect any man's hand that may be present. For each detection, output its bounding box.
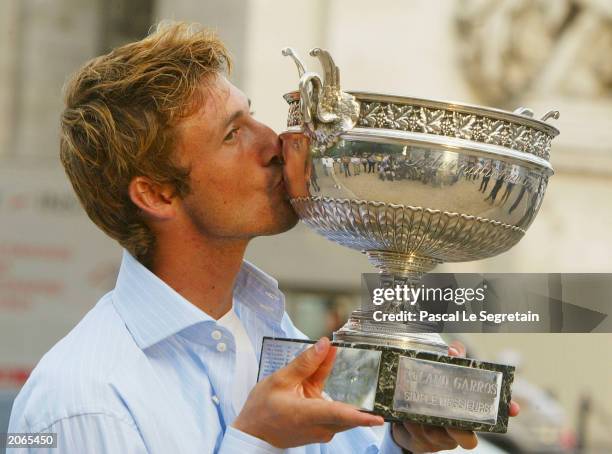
[391,341,521,453]
[232,337,384,448]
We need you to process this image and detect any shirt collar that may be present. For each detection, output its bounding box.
[112,250,285,350]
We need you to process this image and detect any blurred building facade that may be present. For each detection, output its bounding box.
[0,0,611,451]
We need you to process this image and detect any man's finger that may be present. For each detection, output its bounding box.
[320,423,358,434]
[403,421,459,450]
[401,422,436,452]
[279,337,331,383]
[309,344,337,389]
[448,340,466,357]
[446,427,478,450]
[306,400,384,428]
[509,400,520,417]
[423,426,460,450]
[391,423,414,451]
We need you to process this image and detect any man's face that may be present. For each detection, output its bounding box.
[173,76,298,240]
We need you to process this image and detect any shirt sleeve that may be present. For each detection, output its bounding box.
[6,413,148,454]
[219,425,403,454]
[218,426,282,454]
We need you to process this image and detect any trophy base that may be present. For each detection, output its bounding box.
[333,309,448,352]
[258,337,514,433]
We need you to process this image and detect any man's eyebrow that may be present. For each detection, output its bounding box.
[223,110,244,129]
[223,98,252,129]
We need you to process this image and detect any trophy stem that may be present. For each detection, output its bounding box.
[365,251,441,280]
[334,269,448,353]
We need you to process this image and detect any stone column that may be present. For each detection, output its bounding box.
[7,0,99,162]
[0,0,21,158]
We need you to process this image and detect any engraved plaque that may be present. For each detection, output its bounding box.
[259,338,514,432]
[324,346,381,410]
[259,338,311,380]
[393,357,502,425]
[258,338,382,411]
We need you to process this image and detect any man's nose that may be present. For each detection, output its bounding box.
[256,121,283,166]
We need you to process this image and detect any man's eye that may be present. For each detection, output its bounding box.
[224,128,239,142]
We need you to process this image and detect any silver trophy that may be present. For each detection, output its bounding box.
[258,48,559,433]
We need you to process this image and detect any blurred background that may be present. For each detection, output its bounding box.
[1,0,611,452]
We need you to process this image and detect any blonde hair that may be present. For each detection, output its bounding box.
[60,22,231,266]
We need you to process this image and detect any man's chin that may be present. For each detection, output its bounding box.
[279,212,300,233]
[259,206,299,236]
[272,210,299,234]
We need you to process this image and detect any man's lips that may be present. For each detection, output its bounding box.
[271,173,287,193]
[272,174,294,201]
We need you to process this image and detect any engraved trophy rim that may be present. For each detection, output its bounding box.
[283,89,560,139]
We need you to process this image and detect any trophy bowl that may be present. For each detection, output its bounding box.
[258,48,560,433]
[283,90,558,279]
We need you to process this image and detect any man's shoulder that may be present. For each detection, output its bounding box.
[279,311,309,341]
[9,292,143,432]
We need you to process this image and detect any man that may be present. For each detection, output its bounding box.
[322,156,342,189]
[368,153,377,173]
[321,156,330,176]
[341,154,352,176]
[351,155,362,175]
[8,22,517,453]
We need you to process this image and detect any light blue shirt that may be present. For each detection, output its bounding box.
[8,251,402,454]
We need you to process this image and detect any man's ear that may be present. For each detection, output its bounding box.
[128,176,177,220]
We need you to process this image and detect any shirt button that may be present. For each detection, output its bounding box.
[265,291,279,300]
[216,342,227,353]
[211,395,220,405]
[211,330,222,340]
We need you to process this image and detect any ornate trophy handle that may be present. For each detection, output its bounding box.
[298,72,323,129]
[281,48,306,77]
[514,106,560,123]
[513,107,534,117]
[310,48,340,88]
[540,110,560,122]
[283,47,360,153]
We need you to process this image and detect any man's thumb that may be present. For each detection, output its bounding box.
[282,337,330,382]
